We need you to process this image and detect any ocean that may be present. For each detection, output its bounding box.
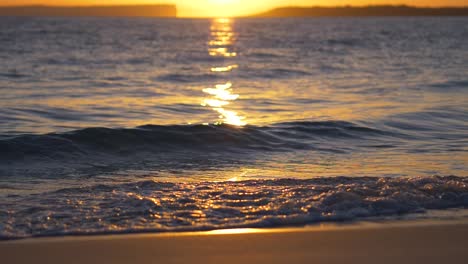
[0,17,467,239]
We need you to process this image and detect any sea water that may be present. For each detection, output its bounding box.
[0,17,467,239]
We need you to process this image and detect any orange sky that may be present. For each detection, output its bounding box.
[1,0,467,17]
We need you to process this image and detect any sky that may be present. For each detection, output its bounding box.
[1,0,467,17]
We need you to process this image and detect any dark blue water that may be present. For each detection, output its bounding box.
[0,17,467,239]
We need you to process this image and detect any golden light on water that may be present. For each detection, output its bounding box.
[209,48,237,57]
[202,18,246,126]
[208,18,237,57]
[203,83,239,101]
[215,108,246,126]
[201,81,246,125]
[202,99,229,108]
[211,65,238,72]
[214,17,232,23]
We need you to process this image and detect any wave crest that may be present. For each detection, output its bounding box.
[0,121,392,162]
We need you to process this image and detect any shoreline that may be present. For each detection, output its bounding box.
[2,219,468,264]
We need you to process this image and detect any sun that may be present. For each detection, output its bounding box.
[208,0,239,5]
[203,0,242,17]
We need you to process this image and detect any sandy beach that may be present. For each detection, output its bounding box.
[2,220,467,264]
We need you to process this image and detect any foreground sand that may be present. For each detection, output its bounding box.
[2,220,468,264]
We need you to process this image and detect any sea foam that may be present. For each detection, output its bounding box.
[1,176,467,239]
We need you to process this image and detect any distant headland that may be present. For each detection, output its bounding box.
[0,5,177,17]
[254,5,468,18]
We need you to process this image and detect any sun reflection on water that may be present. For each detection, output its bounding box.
[211,64,238,72]
[203,18,246,126]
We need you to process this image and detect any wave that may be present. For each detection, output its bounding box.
[239,67,311,79]
[381,108,468,141]
[0,71,28,79]
[0,121,393,163]
[156,73,222,83]
[1,176,467,240]
[428,79,468,91]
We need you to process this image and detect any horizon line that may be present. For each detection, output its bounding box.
[1,4,468,18]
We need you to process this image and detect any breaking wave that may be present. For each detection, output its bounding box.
[1,176,467,240]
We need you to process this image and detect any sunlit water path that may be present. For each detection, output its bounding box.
[202,18,245,126]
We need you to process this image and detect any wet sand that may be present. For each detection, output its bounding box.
[1,220,467,264]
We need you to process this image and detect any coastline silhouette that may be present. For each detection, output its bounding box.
[254,5,468,17]
[0,5,177,17]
